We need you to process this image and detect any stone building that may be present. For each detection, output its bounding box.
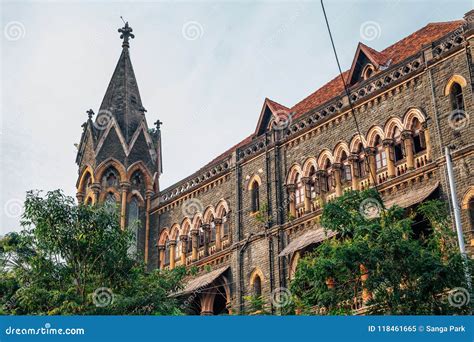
[75,12,474,315]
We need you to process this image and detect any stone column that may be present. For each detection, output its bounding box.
[383,139,396,178]
[316,170,327,204]
[144,189,153,264]
[402,130,415,169]
[301,177,312,213]
[348,154,359,191]
[180,235,188,265]
[191,229,199,262]
[421,121,432,161]
[202,224,210,257]
[91,183,101,204]
[169,240,176,270]
[120,181,130,230]
[365,148,377,185]
[214,218,223,251]
[286,184,296,218]
[333,163,343,197]
[158,245,165,269]
[76,191,85,205]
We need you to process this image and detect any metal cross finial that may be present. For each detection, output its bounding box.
[154,120,163,130]
[118,20,135,48]
[86,109,94,120]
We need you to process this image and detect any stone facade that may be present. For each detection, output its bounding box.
[76,13,474,315]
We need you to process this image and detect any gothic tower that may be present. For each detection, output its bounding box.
[75,22,162,262]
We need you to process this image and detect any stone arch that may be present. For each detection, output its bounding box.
[200,274,232,315]
[215,200,230,218]
[158,228,170,246]
[126,161,153,190]
[317,149,334,169]
[384,117,404,138]
[180,217,192,236]
[170,224,180,240]
[349,134,367,153]
[99,188,120,202]
[127,189,145,205]
[249,268,265,295]
[403,108,427,130]
[444,74,468,96]
[333,142,350,163]
[286,163,302,184]
[289,251,301,280]
[77,165,95,191]
[247,174,262,191]
[366,126,385,147]
[192,213,203,230]
[203,206,216,223]
[461,186,474,210]
[95,158,127,183]
[302,157,318,176]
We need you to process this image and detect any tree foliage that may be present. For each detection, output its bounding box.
[0,190,185,315]
[289,189,472,315]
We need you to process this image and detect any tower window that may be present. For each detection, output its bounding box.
[450,82,465,112]
[253,275,262,297]
[251,181,260,213]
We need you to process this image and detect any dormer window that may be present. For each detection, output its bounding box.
[362,64,375,80]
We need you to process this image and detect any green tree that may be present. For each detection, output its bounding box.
[0,190,185,315]
[289,189,472,315]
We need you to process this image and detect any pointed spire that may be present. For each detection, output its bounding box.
[118,19,135,48]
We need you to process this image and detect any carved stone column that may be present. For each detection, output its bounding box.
[316,170,327,204]
[76,191,85,205]
[383,139,396,178]
[301,177,312,213]
[179,235,188,265]
[120,181,131,230]
[365,148,377,185]
[286,184,296,218]
[169,240,176,269]
[158,245,165,269]
[421,121,432,161]
[202,224,210,257]
[191,229,199,262]
[333,163,343,197]
[402,130,415,169]
[348,154,360,191]
[144,189,153,264]
[91,183,101,204]
[214,218,223,251]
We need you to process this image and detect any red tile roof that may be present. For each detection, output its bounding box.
[179,20,464,184]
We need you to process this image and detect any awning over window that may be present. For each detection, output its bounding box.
[279,228,336,257]
[172,266,229,297]
[384,181,439,209]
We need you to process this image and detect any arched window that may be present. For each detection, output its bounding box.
[175,237,181,260]
[393,127,404,162]
[295,173,305,207]
[469,198,474,231]
[187,231,193,253]
[450,82,465,112]
[322,159,333,192]
[222,210,229,238]
[308,166,317,202]
[102,167,119,188]
[374,136,387,170]
[253,275,262,297]
[362,64,375,80]
[210,217,216,243]
[164,239,170,266]
[199,225,205,248]
[340,151,352,183]
[127,197,140,255]
[411,118,426,154]
[354,143,367,178]
[251,181,260,213]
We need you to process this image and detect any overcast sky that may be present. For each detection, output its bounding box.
[1,0,470,234]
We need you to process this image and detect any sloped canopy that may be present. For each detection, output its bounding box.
[172,266,229,297]
[384,181,439,209]
[279,228,336,257]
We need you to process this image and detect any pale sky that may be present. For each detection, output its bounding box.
[1,0,471,233]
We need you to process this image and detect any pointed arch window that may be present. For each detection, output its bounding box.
[295,173,305,207]
[340,152,352,183]
[102,167,119,188]
[354,143,367,178]
[127,197,139,256]
[321,160,333,192]
[411,118,426,154]
[374,136,387,170]
[210,217,216,243]
[393,127,404,162]
[251,181,260,213]
[450,82,465,112]
[199,225,205,248]
[164,239,170,266]
[187,231,193,253]
[175,237,181,260]
[222,210,229,238]
[308,166,317,201]
[253,275,262,297]
[468,198,474,232]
